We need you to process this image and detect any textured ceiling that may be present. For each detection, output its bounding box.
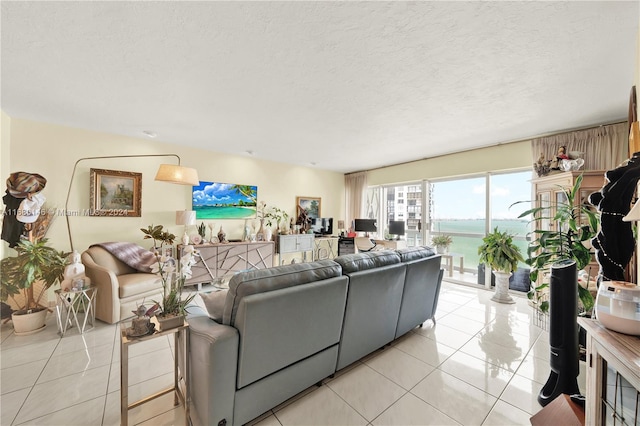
[1,1,638,173]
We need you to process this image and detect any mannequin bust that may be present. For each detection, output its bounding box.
[60,250,91,291]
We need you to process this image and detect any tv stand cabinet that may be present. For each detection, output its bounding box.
[178,241,274,289]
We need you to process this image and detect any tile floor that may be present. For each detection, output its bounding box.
[0,281,585,425]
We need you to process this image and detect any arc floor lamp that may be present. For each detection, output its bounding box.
[65,154,199,251]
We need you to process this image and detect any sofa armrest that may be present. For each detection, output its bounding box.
[187,316,239,426]
[81,252,121,324]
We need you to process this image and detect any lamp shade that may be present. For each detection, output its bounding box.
[155,164,199,185]
[176,210,196,226]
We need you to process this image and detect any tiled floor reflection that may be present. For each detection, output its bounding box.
[1,281,576,425]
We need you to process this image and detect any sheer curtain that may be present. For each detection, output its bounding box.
[531,122,628,170]
[344,171,367,231]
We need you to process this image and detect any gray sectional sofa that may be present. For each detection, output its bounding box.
[186,246,443,426]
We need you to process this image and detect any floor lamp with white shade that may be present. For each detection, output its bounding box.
[65,154,199,251]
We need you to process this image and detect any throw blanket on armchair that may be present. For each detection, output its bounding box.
[90,242,157,273]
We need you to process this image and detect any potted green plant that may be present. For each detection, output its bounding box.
[514,174,598,314]
[141,225,198,330]
[1,238,68,334]
[478,227,524,304]
[431,234,453,254]
[266,206,289,235]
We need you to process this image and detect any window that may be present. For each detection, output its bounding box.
[381,183,422,246]
[429,172,531,269]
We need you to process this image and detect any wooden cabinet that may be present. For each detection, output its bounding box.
[532,170,605,232]
[178,241,274,289]
[532,170,605,281]
[578,318,640,426]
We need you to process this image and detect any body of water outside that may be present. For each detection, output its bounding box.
[432,219,530,268]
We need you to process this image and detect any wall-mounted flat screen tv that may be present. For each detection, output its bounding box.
[192,181,257,219]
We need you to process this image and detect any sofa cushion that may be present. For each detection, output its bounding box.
[118,273,161,298]
[223,260,342,325]
[334,250,401,274]
[200,289,228,323]
[396,246,436,262]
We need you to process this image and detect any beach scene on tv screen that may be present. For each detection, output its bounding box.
[192,182,257,219]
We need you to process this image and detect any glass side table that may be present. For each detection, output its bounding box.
[54,286,97,336]
[120,318,190,426]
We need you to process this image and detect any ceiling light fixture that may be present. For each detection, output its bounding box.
[246,150,254,155]
[142,130,157,138]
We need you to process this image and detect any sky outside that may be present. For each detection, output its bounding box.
[432,171,533,220]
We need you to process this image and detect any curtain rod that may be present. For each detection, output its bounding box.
[345,119,626,176]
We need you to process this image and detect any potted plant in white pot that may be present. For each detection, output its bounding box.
[1,238,68,334]
[431,234,453,254]
[478,227,524,304]
[266,206,289,236]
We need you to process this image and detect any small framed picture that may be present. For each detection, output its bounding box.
[89,168,142,217]
[162,246,173,259]
[296,196,321,219]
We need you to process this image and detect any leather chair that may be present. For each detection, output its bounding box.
[81,246,162,324]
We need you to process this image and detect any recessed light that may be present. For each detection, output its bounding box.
[246,150,254,155]
[142,130,157,138]
[310,162,317,166]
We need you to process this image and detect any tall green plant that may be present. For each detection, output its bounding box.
[513,174,598,313]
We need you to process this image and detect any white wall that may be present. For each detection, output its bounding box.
[3,117,345,254]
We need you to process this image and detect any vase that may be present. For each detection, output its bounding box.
[157,314,184,331]
[265,227,273,242]
[436,245,447,254]
[491,271,515,304]
[217,226,227,243]
[256,219,265,241]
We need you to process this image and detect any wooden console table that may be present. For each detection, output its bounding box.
[578,318,640,425]
[178,241,274,289]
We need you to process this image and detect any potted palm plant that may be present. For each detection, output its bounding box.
[478,227,524,304]
[431,234,453,254]
[1,238,68,334]
[514,174,598,315]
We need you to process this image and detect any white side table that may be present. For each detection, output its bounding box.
[55,287,97,336]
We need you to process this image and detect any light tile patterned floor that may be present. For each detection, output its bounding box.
[1,281,584,425]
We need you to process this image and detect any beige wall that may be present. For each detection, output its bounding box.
[366,140,531,186]
[3,117,345,254]
[1,111,11,259]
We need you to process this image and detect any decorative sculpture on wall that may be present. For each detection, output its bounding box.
[589,151,640,281]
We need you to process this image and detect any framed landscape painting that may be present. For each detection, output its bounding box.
[89,168,141,217]
[192,181,257,219]
[296,196,321,219]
